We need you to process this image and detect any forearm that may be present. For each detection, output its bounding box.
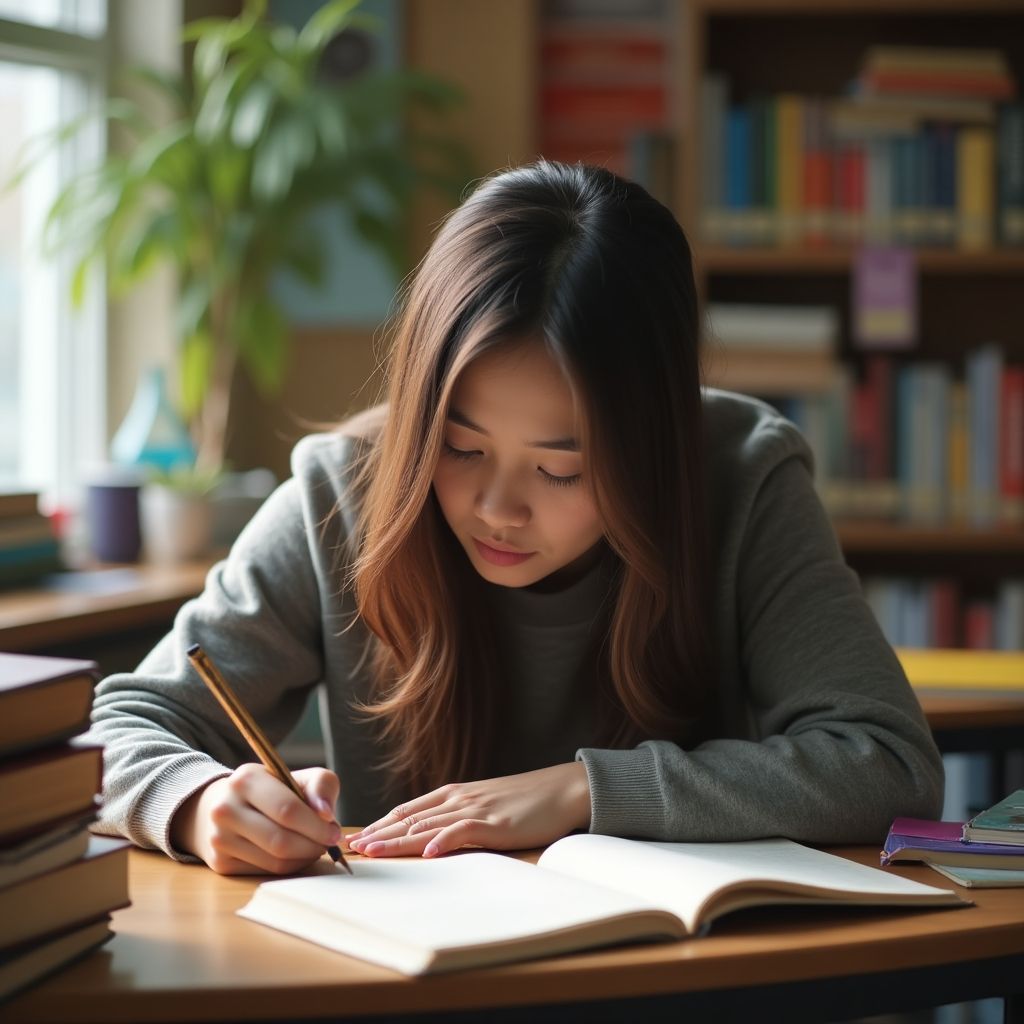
[578,696,943,843]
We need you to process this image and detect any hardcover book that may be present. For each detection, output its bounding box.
[882,817,1024,871]
[0,653,98,758]
[238,835,964,977]
[964,790,1024,846]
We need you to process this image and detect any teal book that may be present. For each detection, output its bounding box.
[963,790,1024,846]
[927,863,1024,889]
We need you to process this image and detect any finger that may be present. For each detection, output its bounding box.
[235,767,341,847]
[231,802,334,863]
[349,812,460,852]
[209,825,320,875]
[359,827,443,858]
[294,768,341,822]
[423,819,492,858]
[350,788,453,841]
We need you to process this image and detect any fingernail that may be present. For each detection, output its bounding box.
[313,797,332,816]
[423,842,438,857]
[327,826,342,844]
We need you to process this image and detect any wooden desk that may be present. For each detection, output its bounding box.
[4,846,1024,1024]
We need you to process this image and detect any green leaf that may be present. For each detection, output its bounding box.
[250,115,314,203]
[115,210,185,283]
[313,94,348,155]
[127,122,197,189]
[230,78,275,148]
[181,329,215,418]
[194,60,245,144]
[178,277,213,338]
[296,0,361,58]
[207,144,250,207]
[236,296,287,397]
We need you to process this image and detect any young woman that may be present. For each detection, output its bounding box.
[88,161,943,875]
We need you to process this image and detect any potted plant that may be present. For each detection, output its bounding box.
[15,0,469,558]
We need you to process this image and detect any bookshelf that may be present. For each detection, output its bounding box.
[679,0,1024,650]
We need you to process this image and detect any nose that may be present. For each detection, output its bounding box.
[475,471,530,529]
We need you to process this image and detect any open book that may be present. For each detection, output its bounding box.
[237,835,966,975]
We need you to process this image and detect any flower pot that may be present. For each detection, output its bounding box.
[140,483,213,564]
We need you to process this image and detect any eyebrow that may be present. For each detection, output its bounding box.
[447,409,581,452]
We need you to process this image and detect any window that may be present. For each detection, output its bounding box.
[0,4,107,508]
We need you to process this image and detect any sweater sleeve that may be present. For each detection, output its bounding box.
[84,442,344,860]
[576,448,945,844]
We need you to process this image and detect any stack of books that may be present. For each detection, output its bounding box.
[882,790,1024,888]
[0,653,130,1003]
[0,492,62,588]
[703,303,839,397]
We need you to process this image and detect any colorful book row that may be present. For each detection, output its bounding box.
[700,80,1024,250]
[775,346,1024,528]
[864,576,1023,651]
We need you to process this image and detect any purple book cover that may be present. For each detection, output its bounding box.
[882,817,1024,865]
[852,246,918,350]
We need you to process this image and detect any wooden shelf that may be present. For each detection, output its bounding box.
[696,0,1024,13]
[696,247,1024,276]
[836,521,1024,555]
[0,559,217,652]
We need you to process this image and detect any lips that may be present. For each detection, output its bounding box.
[472,538,535,567]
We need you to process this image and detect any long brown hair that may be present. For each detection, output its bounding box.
[348,161,715,795]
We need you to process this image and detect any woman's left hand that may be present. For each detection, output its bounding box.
[346,762,592,858]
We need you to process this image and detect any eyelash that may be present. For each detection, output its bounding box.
[442,443,582,488]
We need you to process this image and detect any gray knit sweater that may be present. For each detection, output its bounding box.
[86,389,944,860]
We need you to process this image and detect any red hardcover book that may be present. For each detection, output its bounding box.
[802,100,833,246]
[931,579,960,648]
[864,356,893,481]
[964,601,995,650]
[862,71,1015,100]
[1000,366,1024,523]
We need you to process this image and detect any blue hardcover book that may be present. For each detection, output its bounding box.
[725,105,751,243]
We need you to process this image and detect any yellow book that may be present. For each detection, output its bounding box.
[897,648,1024,691]
[956,128,995,250]
[776,93,803,246]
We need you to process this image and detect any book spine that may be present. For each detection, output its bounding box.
[862,70,1015,99]
[802,99,832,247]
[948,380,970,522]
[998,102,1024,246]
[956,127,995,250]
[725,105,752,245]
[776,93,803,246]
[700,73,728,243]
[967,345,1003,527]
[1000,366,1024,525]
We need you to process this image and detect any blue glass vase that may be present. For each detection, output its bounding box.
[110,367,196,472]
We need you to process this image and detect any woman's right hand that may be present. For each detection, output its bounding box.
[170,762,342,875]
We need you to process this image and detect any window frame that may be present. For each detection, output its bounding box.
[0,10,108,509]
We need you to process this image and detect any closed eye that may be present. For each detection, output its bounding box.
[443,442,481,461]
[539,468,581,488]
[444,442,581,487]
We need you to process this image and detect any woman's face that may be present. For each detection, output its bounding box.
[431,339,606,589]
